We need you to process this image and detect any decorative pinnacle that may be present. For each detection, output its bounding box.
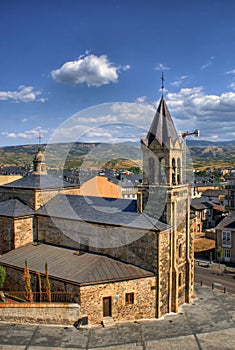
[161,72,165,96]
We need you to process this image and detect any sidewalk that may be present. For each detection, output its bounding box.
[0,284,235,349]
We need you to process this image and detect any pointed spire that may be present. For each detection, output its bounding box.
[142,96,179,147]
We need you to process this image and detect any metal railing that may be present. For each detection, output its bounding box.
[3,291,78,303]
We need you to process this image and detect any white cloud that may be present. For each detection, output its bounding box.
[226,69,235,75]
[200,56,215,70]
[1,127,49,140]
[135,96,147,104]
[0,86,46,103]
[122,64,130,71]
[155,63,170,71]
[166,87,235,140]
[171,75,188,87]
[51,53,130,87]
[228,82,235,90]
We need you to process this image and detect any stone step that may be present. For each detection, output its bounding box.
[102,316,115,327]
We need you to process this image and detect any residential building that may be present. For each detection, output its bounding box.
[215,176,235,263]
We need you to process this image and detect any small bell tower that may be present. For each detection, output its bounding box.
[32,134,47,175]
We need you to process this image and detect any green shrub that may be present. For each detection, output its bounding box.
[0,266,6,290]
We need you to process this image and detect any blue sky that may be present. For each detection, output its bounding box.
[1,0,235,146]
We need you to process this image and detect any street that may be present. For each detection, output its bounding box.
[194,262,235,294]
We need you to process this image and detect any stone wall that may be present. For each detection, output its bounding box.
[0,216,33,254]
[80,277,156,326]
[2,265,156,326]
[0,216,14,254]
[0,188,35,209]
[0,186,80,211]
[0,303,80,325]
[37,215,160,272]
[158,230,170,316]
[14,216,33,248]
[36,187,79,210]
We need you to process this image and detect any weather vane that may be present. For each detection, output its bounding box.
[161,71,165,96]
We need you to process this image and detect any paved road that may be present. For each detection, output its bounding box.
[0,285,235,349]
[194,263,235,294]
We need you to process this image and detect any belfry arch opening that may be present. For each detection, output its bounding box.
[148,157,155,184]
[177,158,181,184]
[159,157,166,184]
[172,158,176,185]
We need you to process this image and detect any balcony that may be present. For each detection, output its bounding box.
[222,241,232,248]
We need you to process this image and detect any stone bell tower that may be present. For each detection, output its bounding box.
[137,79,194,312]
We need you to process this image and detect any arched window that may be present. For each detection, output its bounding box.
[160,158,166,184]
[172,158,176,185]
[177,158,181,184]
[148,157,154,184]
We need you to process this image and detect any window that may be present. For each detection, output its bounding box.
[177,158,181,184]
[224,249,231,259]
[172,158,176,185]
[125,292,134,304]
[222,231,232,247]
[160,158,166,184]
[178,273,183,287]
[148,158,154,184]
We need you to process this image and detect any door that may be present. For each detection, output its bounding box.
[224,249,231,262]
[103,296,112,317]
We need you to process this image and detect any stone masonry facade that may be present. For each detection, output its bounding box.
[0,215,33,255]
[80,277,156,325]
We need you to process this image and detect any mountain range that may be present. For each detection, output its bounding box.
[0,140,235,170]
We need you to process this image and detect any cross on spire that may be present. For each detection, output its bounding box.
[161,72,165,96]
[37,133,43,146]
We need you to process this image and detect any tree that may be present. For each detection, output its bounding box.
[0,266,6,290]
[36,272,42,302]
[216,246,223,269]
[23,260,33,302]
[45,262,51,302]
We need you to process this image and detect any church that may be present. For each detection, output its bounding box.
[0,93,194,326]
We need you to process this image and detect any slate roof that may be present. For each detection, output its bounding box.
[2,173,77,189]
[193,176,221,188]
[0,243,155,285]
[191,198,213,211]
[36,194,169,231]
[0,199,34,217]
[202,189,227,197]
[216,214,235,230]
[142,96,179,147]
[118,174,143,188]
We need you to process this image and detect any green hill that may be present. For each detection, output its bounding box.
[0,140,235,171]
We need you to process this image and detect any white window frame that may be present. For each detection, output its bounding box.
[224,249,231,262]
[222,231,232,248]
